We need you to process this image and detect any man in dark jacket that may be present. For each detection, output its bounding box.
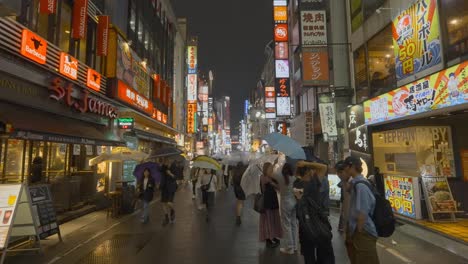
[160,159,178,225]
[137,168,155,224]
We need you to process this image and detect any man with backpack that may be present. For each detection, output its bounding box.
[344,156,381,264]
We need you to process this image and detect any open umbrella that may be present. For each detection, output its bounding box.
[133,162,161,182]
[192,160,221,171]
[193,155,221,169]
[89,147,148,166]
[148,147,183,159]
[263,133,306,160]
[240,154,284,197]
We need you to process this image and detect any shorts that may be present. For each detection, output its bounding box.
[233,185,246,200]
[161,190,175,203]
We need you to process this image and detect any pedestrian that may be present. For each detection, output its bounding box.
[160,159,178,225]
[191,167,200,200]
[223,164,230,190]
[30,156,43,184]
[259,162,282,248]
[137,168,155,224]
[232,162,246,225]
[343,156,380,264]
[199,168,218,222]
[294,161,335,264]
[336,161,351,233]
[277,163,299,255]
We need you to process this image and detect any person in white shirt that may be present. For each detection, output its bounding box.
[199,169,218,222]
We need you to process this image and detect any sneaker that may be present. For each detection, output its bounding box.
[280,248,294,255]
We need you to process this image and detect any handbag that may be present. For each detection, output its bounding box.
[297,196,332,243]
[253,180,265,214]
[201,175,214,192]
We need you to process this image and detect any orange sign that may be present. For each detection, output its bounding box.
[162,114,167,124]
[117,80,153,115]
[274,6,287,22]
[302,47,329,86]
[20,29,47,65]
[157,110,162,121]
[187,103,197,134]
[153,74,160,100]
[72,0,88,39]
[40,0,57,14]
[59,52,79,80]
[274,24,288,42]
[86,68,101,91]
[97,15,109,56]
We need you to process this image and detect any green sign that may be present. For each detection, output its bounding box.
[117,118,134,129]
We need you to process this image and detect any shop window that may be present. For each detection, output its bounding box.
[442,0,468,62]
[58,1,72,52]
[4,139,26,182]
[48,143,67,180]
[354,45,369,103]
[367,25,396,98]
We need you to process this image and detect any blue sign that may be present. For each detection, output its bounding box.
[244,100,249,116]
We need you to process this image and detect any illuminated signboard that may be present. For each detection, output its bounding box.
[384,175,417,219]
[302,47,329,86]
[274,24,288,42]
[59,52,78,80]
[187,46,197,74]
[118,118,134,129]
[275,60,289,78]
[117,80,153,115]
[393,0,441,82]
[265,86,276,119]
[274,0,287,6]
[187,102,197,134]
[276,97,291,117]
[301,10,327,46]
[86,68,101,92]
[364,61,468,125]
[187,74,198,102]
[274,6,288,23]
[275,42,288,60]
[20,29,47,64]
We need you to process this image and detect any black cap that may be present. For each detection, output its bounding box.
[344,156,362,168]
[335,160,346,171]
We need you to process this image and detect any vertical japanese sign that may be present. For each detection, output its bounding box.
[187,46,197,74]
[319,103,337,137]
[265,86,277,119]
[72,0,88,39]
[393,0,442,82]
[187,74,197,102]
[187,103,197,134]
[97,15,109,56]
[302,47,329,86]
[40,0,57,14]
[301,10,327,46]
[273,0,291,117]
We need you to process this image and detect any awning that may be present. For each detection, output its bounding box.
[0,102,125,146]
[133,129,176,146]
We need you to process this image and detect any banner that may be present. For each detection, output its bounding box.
[319,103,337,137]
[301,10,327,46]
[72,0,88,39]
[302,47,329,86]
[97,16,109,56]
[40,0,57,14]
[384,176,417,218]
[393,0,442,81]
[364,61,468,124]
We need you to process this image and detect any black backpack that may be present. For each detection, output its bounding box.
[354,181,395,237]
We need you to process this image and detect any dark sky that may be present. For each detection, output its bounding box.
[171,0,273,134]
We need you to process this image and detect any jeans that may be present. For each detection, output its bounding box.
[141,200,150,223]
[281,197,298,250]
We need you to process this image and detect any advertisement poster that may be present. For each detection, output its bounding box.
[393,0,442,81]
[364,61,468,124]
[421,176,456,213]
[275,60,289,78]
[319,103,337,137]
[116,36,150,98]
[301,10,327,46]
[384,176,417,218]
[0,184,22,249]
[328,174,341,201]
[302,47,329,86]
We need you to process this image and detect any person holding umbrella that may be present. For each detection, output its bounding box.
[199,168,218,222]
[160,158,178,226]
[259,162,282,248]
[137,168,155,224]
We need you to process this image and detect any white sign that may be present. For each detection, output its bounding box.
[274,0,287,6]
[275,60,289,78]
[319,103,337,137]
[0,185,21,249]
[276,97,291,116]
[328,174,341,201]
[301,10,327,46]
[187,74,197,102]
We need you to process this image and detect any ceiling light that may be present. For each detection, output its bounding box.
[450,19,458,25]
[390,45,394,49]
[65,30,70,34]
[145,127,150,131]
[385,54,391,58]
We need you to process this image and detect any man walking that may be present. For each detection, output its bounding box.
[343,156,380,264]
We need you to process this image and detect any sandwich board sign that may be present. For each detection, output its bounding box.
[28,185,62,240]
[0,184,42,264]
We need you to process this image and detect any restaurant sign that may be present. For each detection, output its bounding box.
[384,175,417,219]
[49,77,117,118]
[20,29,47,65]
[364,61,468,124]
[116,80,153,115]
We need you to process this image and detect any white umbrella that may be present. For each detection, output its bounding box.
[240,154,285,197]
[89,147,149,166]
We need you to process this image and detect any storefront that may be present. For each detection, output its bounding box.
[0,18,123,214]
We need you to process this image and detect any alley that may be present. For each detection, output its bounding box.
[6,186,467,264]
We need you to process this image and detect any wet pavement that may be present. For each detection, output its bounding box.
[7,184,468,264]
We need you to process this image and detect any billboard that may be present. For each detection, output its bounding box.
[302,47,329,86]
[301,10,327,46]
[187,74,197,102]
[187,46,197,74]
[364,61,468,125]
[393,0,442,82]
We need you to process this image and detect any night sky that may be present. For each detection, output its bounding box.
[171,0,273,134]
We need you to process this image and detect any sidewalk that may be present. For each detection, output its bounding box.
[5,186,468,264]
